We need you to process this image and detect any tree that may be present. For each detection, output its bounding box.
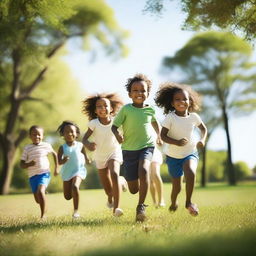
[0,0,127,194]
[162,31,256,185]
[144,0,256,41]
[234,161,252,181]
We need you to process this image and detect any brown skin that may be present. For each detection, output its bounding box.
[160,89,207,211]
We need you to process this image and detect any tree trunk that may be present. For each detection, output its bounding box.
[0,138,16,195]
[200,145,207,187]
[222,109,236,185]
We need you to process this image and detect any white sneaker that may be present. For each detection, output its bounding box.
[119,176,128,192]
[113,208,123,217]
[106,201,114,209]
[159,202,166,208]
[72,212,80,219]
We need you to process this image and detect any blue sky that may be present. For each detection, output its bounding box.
[66,0,256,168]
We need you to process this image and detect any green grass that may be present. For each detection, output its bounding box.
[1,183,256,256]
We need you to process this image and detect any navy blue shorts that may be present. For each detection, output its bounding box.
[166,153,199,178]
[122,147,154,181]
[29,172,51,193]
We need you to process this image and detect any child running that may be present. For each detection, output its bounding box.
[82,93,125,217]
[155,82,207,216]
[112,73,161,222]
[149,146,165,208]
[20,125,58,219]
[57,120,89,219]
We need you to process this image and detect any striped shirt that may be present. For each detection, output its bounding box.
[21,142,54,178]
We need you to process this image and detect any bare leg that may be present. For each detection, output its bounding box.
[63,180,73,200]
[150,162,165,206]
[108,160,121,212]
[71,176,82,212]
[183,159,197,208]
[138,159,150,205]
[170,177,182,210]
[36,184,47,218]
[149,174,157,206]
[98,168,113,206]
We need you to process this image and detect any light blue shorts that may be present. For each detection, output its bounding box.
[166,153,199,178]
[29,172,51,193]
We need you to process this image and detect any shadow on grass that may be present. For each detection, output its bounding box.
[0,217,119,234]
[82,227,256,256]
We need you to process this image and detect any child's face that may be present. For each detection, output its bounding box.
[95,98,112,119]
[63,125,77,144]
[171,90,190,113]
[129,81,149,107]
[30,128,44,145]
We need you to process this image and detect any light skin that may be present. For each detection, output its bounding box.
[160,89,207,209]
[112,81,162,206]
[20,127,58,218]
[83,98,122,213]
[57,125,90,214]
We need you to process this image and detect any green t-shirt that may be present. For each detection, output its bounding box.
[113,104,156,150]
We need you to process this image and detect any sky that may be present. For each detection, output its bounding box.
[65,0,256,168]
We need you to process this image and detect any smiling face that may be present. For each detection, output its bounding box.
[30,127,44,145]
[63,125,77,145]
[171,89,190,116]
[95,98,112,120]
[129,81,149,107]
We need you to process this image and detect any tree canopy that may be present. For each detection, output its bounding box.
[144,0,256,41]
[162,31,256,185]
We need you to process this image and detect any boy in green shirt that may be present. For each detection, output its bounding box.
[112,73,161,222]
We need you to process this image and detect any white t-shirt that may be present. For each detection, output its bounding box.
[21,142,54,177]
[162,112,202,159]
[88,118,121,160]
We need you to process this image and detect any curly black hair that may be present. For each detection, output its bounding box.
[154,82,201,114]
[82,93,123,120]
[57,120,80,137]
[125,73,152,93]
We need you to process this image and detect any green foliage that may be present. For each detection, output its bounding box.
[197,150,227,182]
[234,161,252,181]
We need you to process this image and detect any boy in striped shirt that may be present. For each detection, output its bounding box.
[20,125,58,219]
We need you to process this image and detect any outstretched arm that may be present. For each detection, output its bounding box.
[81,145,91,164]
[82,128,96,151]
[161,127,188,146]
[111,125,124,144]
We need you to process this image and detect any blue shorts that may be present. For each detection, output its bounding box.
[122,147,154,181]
[29,172,51,193]
[166,153,199,178]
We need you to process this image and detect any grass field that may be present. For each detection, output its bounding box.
[1,183,256,256]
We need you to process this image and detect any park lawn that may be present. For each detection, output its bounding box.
[0,183,256,256]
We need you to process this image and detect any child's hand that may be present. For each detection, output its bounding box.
[156,136,163,146]
[62,156,69,164]
[177,138,188,146]
[85,158,91,165]
[116,134,124,144]
[54,169,59,176]
[87,142,96,151]
[197,140,205,149]
[28,160,36,167]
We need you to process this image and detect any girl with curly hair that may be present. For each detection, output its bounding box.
[82,93,126,217]
[155,82,207,216]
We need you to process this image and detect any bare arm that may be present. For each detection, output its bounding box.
[20,159,35,169]
[111,125,124,144]
[81,145,91,164]
[51,150,58,176]
[197,122,207,149]
[82,128,96,151]
[151,120,163,145]
[57,146,69,165]
[160,127,188,146]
